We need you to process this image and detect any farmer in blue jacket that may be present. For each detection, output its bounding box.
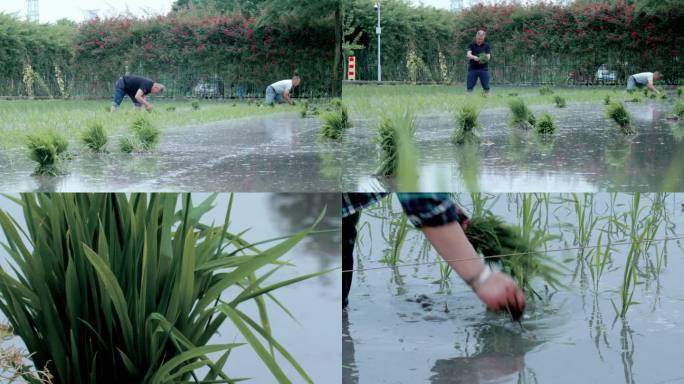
[466,30,491,95]
[342,193,525,316]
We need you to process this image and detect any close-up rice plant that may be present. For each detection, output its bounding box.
[131,116,160,150]
[80,121,108,153]
[24,131,69,176]
[319,110,347,140]
[553,95,566,108]
[606,102,634,134]
[534,113,556,135]
[0,193,329,383]
[508,98,535,129]
[451,104,481,144]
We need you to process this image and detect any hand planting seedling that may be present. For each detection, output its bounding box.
[464,212,564,300]
[534,113,556,135]
[0,193,329,384]
[606,102,634,134]
[452,104,481,144]
[25,131,69,176]
[81,121,108,153]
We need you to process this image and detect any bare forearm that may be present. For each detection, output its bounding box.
[421,221,485,283]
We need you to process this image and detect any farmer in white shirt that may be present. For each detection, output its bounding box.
[265,74,301,105]
[626,71,662,93]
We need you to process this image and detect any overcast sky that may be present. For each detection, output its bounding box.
[0,0,175,23]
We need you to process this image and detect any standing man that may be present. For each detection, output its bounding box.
[626,71,662,93]
[343,193,526,316]
[111,75,164,112]
[466,30,491,95]
[265,73,301,106]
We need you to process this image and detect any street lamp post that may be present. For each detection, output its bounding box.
[374,2,381,82]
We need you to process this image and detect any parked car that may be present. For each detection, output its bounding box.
[595,64,618,84]
[193,78,224,99]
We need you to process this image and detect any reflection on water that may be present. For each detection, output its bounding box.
[344,193,684,384]
[344,102,684,191]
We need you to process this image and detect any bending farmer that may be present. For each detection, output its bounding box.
[265,73,301,106]
[342,193,526,316]
[626,71,662,93]
[466,30,491,95]
[111,75,164,112]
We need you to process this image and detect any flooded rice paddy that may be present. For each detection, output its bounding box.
[343,193,684,384]
[342,101,684,192]
[0,114,343,192]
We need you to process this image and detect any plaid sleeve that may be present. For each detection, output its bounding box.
[396,193,461,228]
[342,193,389,217]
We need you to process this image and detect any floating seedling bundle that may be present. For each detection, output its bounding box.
[25,131,69,176]
[534,113,556,135]
[81,121,108,153]
[452,104,481,144]
[606,102,634,134]
[553,95,566,108]
[465,213,564,299]
[319,99,351,140]
[374,109,416,177]
[508,98,535,129]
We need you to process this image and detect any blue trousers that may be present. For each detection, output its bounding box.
[466,69,490,92]
[264,86,284,105]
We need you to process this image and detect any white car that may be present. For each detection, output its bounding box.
[596,64,618,83]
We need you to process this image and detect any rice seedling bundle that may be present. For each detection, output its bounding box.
[0,193,327,383]
[118,136,137,153]
[672,101,684,117]
[553,95,566,108]
[166,106,176,112]
[465,213,564,299]
[191,100,200,110]
[452,104,481,144]
[477,53,488,64]
[374,110,416,177]
[319,100,351,140]
[508,98,535,129]
[131,116,160,150]
[534,113,556,135]
[81,121,108,153]
[604,95,611,105]
[606,102,634,134]
[25,131,69,176]
[300,100,309,118]
[538,86,553,96]
[678,86,684,97]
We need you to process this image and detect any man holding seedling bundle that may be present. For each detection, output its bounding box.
[342,193,526,318]
[111,75,165,112]
[466,30,491,95]
[626,71,662,94]
[265,73,301,106]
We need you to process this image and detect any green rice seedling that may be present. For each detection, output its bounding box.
[477,53,488,64]
[588,234,611,292]
[508,98,534,129]
[165,106,176,112]
[81,121,108,153]
[606,102,634,134]
[299,100,309,118]
[131,115,160,150]
[191,99,200,110]
[385,215,410,265]
[643,88,649,97]
[553,95,566,108]
[395,109,419,191]
[539,86,553,95]
[612,222,649,318]
[649,93,657,99]
[534,113,556,135]
[677,86,684,97]
[660,93,667,100]
[628,96,641,103]
[319,110,347,140]
[0,193,328,384]
[374,110,416,177]
[452,104,481,144]
[507,92,519,97]
[604,95,611,105]
[25,131,69,176]
[672,101,684,117]
[464,212,564,299]
[118,136,137,153]
[570,193,600,252]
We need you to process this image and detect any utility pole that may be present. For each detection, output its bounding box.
[374,2,382,82]
[26,0,39,22]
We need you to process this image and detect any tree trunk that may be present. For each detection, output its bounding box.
[332,1,343,97]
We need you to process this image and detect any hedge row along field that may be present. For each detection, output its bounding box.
[0,5,338,98]
[344,0,684,84]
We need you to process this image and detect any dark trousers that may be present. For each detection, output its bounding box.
[342,213,360,308]
[466,68,490,92]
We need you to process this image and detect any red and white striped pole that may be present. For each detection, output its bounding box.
[348,56,356,81]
